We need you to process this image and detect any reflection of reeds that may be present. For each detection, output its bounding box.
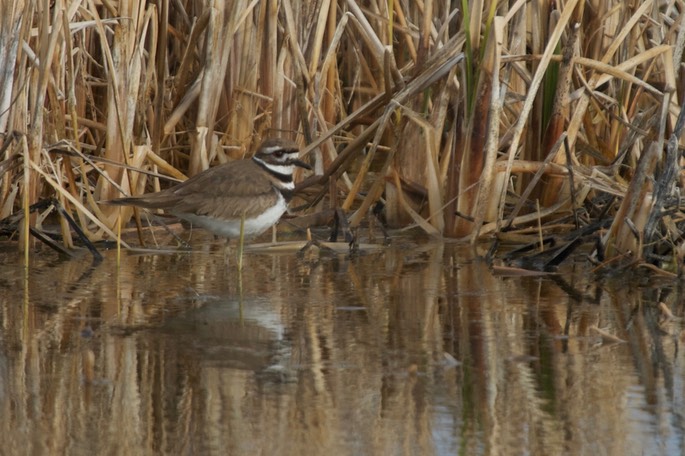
[2,2,685,271]
[1,242,679,454]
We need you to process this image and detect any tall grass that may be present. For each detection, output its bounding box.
[1,0,684,270]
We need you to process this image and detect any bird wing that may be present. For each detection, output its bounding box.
[107,160,278,220]
[169,160,279,219]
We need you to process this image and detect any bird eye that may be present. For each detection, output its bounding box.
[273,150,285,158]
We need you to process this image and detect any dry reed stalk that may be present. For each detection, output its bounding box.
[191,1,236,175]
[496,0,580,230]
[536,23,577,209]
[0,0,683,272]
[344,35,463,227]
[447,1,499,237]
[553,1,655,172]
[0,1,24,136]
[0,2,26,226]
[389,105,444,233]
[150,0,168,159]
[96,0,144,203]
[21,1,59,250]
[467,16,504,242]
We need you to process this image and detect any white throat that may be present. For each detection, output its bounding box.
[252,156,296,190]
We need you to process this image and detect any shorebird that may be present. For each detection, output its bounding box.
[107,138,311,267]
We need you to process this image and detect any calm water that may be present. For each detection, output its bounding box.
[0,234,683,455]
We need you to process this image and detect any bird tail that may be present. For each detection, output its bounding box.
[102,194,176,210]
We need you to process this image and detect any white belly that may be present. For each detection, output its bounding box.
[175,193,288,239]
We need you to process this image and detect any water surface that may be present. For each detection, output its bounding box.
[0,235,682,455]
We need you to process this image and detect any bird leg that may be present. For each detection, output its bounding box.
[237,213,246,273]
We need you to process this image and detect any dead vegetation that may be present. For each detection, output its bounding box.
[1,0,685,274]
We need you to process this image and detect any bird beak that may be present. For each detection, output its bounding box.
[290,158,312,170]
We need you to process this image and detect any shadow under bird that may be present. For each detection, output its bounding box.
[106,138,311,240]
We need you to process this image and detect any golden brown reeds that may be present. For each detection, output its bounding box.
[1,0,685,272]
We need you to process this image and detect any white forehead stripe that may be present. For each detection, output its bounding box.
[252,157,295,174]
[261,145,298,155]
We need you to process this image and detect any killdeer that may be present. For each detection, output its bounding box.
[107,138,311,240]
